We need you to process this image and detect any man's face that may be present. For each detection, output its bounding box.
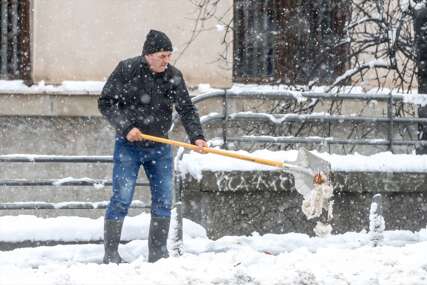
[145,51,172,73]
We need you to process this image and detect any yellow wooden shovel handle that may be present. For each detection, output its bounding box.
[139,133,285,168]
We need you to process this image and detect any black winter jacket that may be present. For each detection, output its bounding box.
[98,56,204,145]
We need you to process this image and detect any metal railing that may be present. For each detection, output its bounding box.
[0,155,150,210]
[0,154,185,250]
[0,154,184,251]
[183,89,427,151]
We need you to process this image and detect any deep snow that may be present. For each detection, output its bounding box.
[1,213,427,285]
[1,151,427,284]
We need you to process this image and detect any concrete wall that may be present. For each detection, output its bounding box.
[182,170,427,239]
[31,0,233,87]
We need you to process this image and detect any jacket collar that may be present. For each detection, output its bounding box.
[140,56,170,81]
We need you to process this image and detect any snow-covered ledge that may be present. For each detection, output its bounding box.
[0,80,104,95]
[177,150,427,239]
[0,80,104,116]
[0,80,206,117]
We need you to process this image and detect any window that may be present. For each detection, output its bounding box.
[233,0,349,85]
[0,0,31,80]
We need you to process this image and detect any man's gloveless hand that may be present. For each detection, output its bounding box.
[126,128,143,142]
[194,139,208,154]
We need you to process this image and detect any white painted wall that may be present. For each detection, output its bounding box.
[31,0,233,87]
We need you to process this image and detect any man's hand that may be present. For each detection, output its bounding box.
[126,127,143,142]
[194,139,208,154]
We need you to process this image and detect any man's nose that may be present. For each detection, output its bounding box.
[163,56,171,64]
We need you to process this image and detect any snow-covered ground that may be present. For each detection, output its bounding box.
[0,213,427,285]
[1,150,427,284]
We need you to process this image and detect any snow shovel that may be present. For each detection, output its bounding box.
[138,133,331,193]
[137,134,331,192]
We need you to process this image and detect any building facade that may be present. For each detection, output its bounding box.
[1,0,233,87]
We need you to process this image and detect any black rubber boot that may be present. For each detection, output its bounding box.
[148,216,171,263]
[103,218,124,264]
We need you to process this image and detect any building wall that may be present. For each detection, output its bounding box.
[31,0,233,87]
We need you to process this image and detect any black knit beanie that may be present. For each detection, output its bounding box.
[142,30,173,55]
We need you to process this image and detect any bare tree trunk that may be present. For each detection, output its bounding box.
[414,4,427,153]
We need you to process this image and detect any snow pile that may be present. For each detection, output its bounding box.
[177,149,294,181]
[321,151,427,172]
[403,93,427,106]
[177,149,427,179]
[0,214,205,243]
[1,214,427,284]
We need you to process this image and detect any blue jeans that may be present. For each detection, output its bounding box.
[105,136,173,220]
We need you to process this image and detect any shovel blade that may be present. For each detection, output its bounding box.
[295,148,331,174]
[290,148,331,197]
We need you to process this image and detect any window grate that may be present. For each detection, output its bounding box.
[0,0,30,80]
[233,0,349,85]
